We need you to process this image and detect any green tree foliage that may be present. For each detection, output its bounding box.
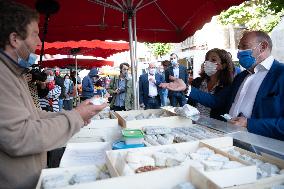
[217,0,284,33]
[268,0,284,13]
[145,43,172,58]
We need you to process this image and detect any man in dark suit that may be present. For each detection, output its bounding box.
[164,31,284,141]
[139,63,164,109]
[165,53,188,107]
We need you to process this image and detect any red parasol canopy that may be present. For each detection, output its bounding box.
[35,40,129,58]
[15,0,245,43]
[41,58,114,69]
[15,0,246,109]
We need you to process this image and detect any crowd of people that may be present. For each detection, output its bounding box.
[0,0,283,188]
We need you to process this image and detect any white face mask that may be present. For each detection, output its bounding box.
[204,61,218,76]
[149,68,156,75]
[171,59,178,66]
[47,75,54,82]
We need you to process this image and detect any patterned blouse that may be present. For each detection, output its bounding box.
[196,80,218,117]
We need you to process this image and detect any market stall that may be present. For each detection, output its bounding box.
[35,107,284,189]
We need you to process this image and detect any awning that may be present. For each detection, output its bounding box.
[35,40,129,58]
[41,58,114,69]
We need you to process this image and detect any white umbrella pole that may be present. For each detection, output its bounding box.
[133,13,139,110]
[75,55,78,100]
[128,14,138,110]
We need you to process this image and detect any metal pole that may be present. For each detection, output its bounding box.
[127,12,138,110]
[133,13,139,109]
[75,55,78,98]
[40,14,49,64]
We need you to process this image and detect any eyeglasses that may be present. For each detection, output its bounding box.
[122,68,129,71]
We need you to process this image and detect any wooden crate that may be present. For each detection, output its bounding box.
[114,109,193,128]
[36,160,284,189]
[85,111,118,129]
[67,126,121,143]
[36,137,283,189]
[217,146,284,187]
[106,137,257,188]
[36,165,100,189]
[62,165,196,189]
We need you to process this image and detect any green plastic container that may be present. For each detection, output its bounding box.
[122,129,144,145]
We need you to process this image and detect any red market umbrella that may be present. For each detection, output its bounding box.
[41,58,114,69]
[16,0,246,109]
[35,40,130,58]
[15,0,245,43]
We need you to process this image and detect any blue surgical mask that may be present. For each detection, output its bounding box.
[18,53,37,68]
[237,43,262,70]
[15,42,37,68]
[237,49,257,70]
[47,75,54,82]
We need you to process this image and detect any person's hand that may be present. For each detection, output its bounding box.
[140,103,145,109]
[65,94,70,99]
[75,100,107,126]
[169,75,177,81]
[104,92,110,98]
[228,116,247,128]
[159,82,169,89]
[159,79,186,91]
[114,88,120,94]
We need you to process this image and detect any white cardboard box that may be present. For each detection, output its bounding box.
[114,109,193,128]
[60,142,112,168]
[36,165,106,189]
[67,126,121,143]
[37,137,283,189]
[106,137,257,188]
[85,111,118,129]
[217,146,284,186]
[36,161,284,189]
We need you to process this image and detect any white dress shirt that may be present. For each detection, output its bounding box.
[229,56,274,118]
[173,66,179,78]
[148,73,158,97]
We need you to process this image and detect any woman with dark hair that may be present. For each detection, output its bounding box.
[188,48,234,120]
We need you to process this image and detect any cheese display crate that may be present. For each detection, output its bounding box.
[36,137,284,189]
[36,165,110,189]
[114,109,193,128]
[142,124,223,146]
[85,111,118,129]
[106,137,257,188]
[217,146,284,185]
[37,164,284,189]
[67,126,121,143]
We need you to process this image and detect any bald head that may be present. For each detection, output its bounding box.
[239,31,272,52]
[148,63,155,69]
[238,31,272,63]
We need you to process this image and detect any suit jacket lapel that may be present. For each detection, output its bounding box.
[170,67,174,76]
[179,66,183,79]
[252,60,278,115]
[145,74,149,95]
